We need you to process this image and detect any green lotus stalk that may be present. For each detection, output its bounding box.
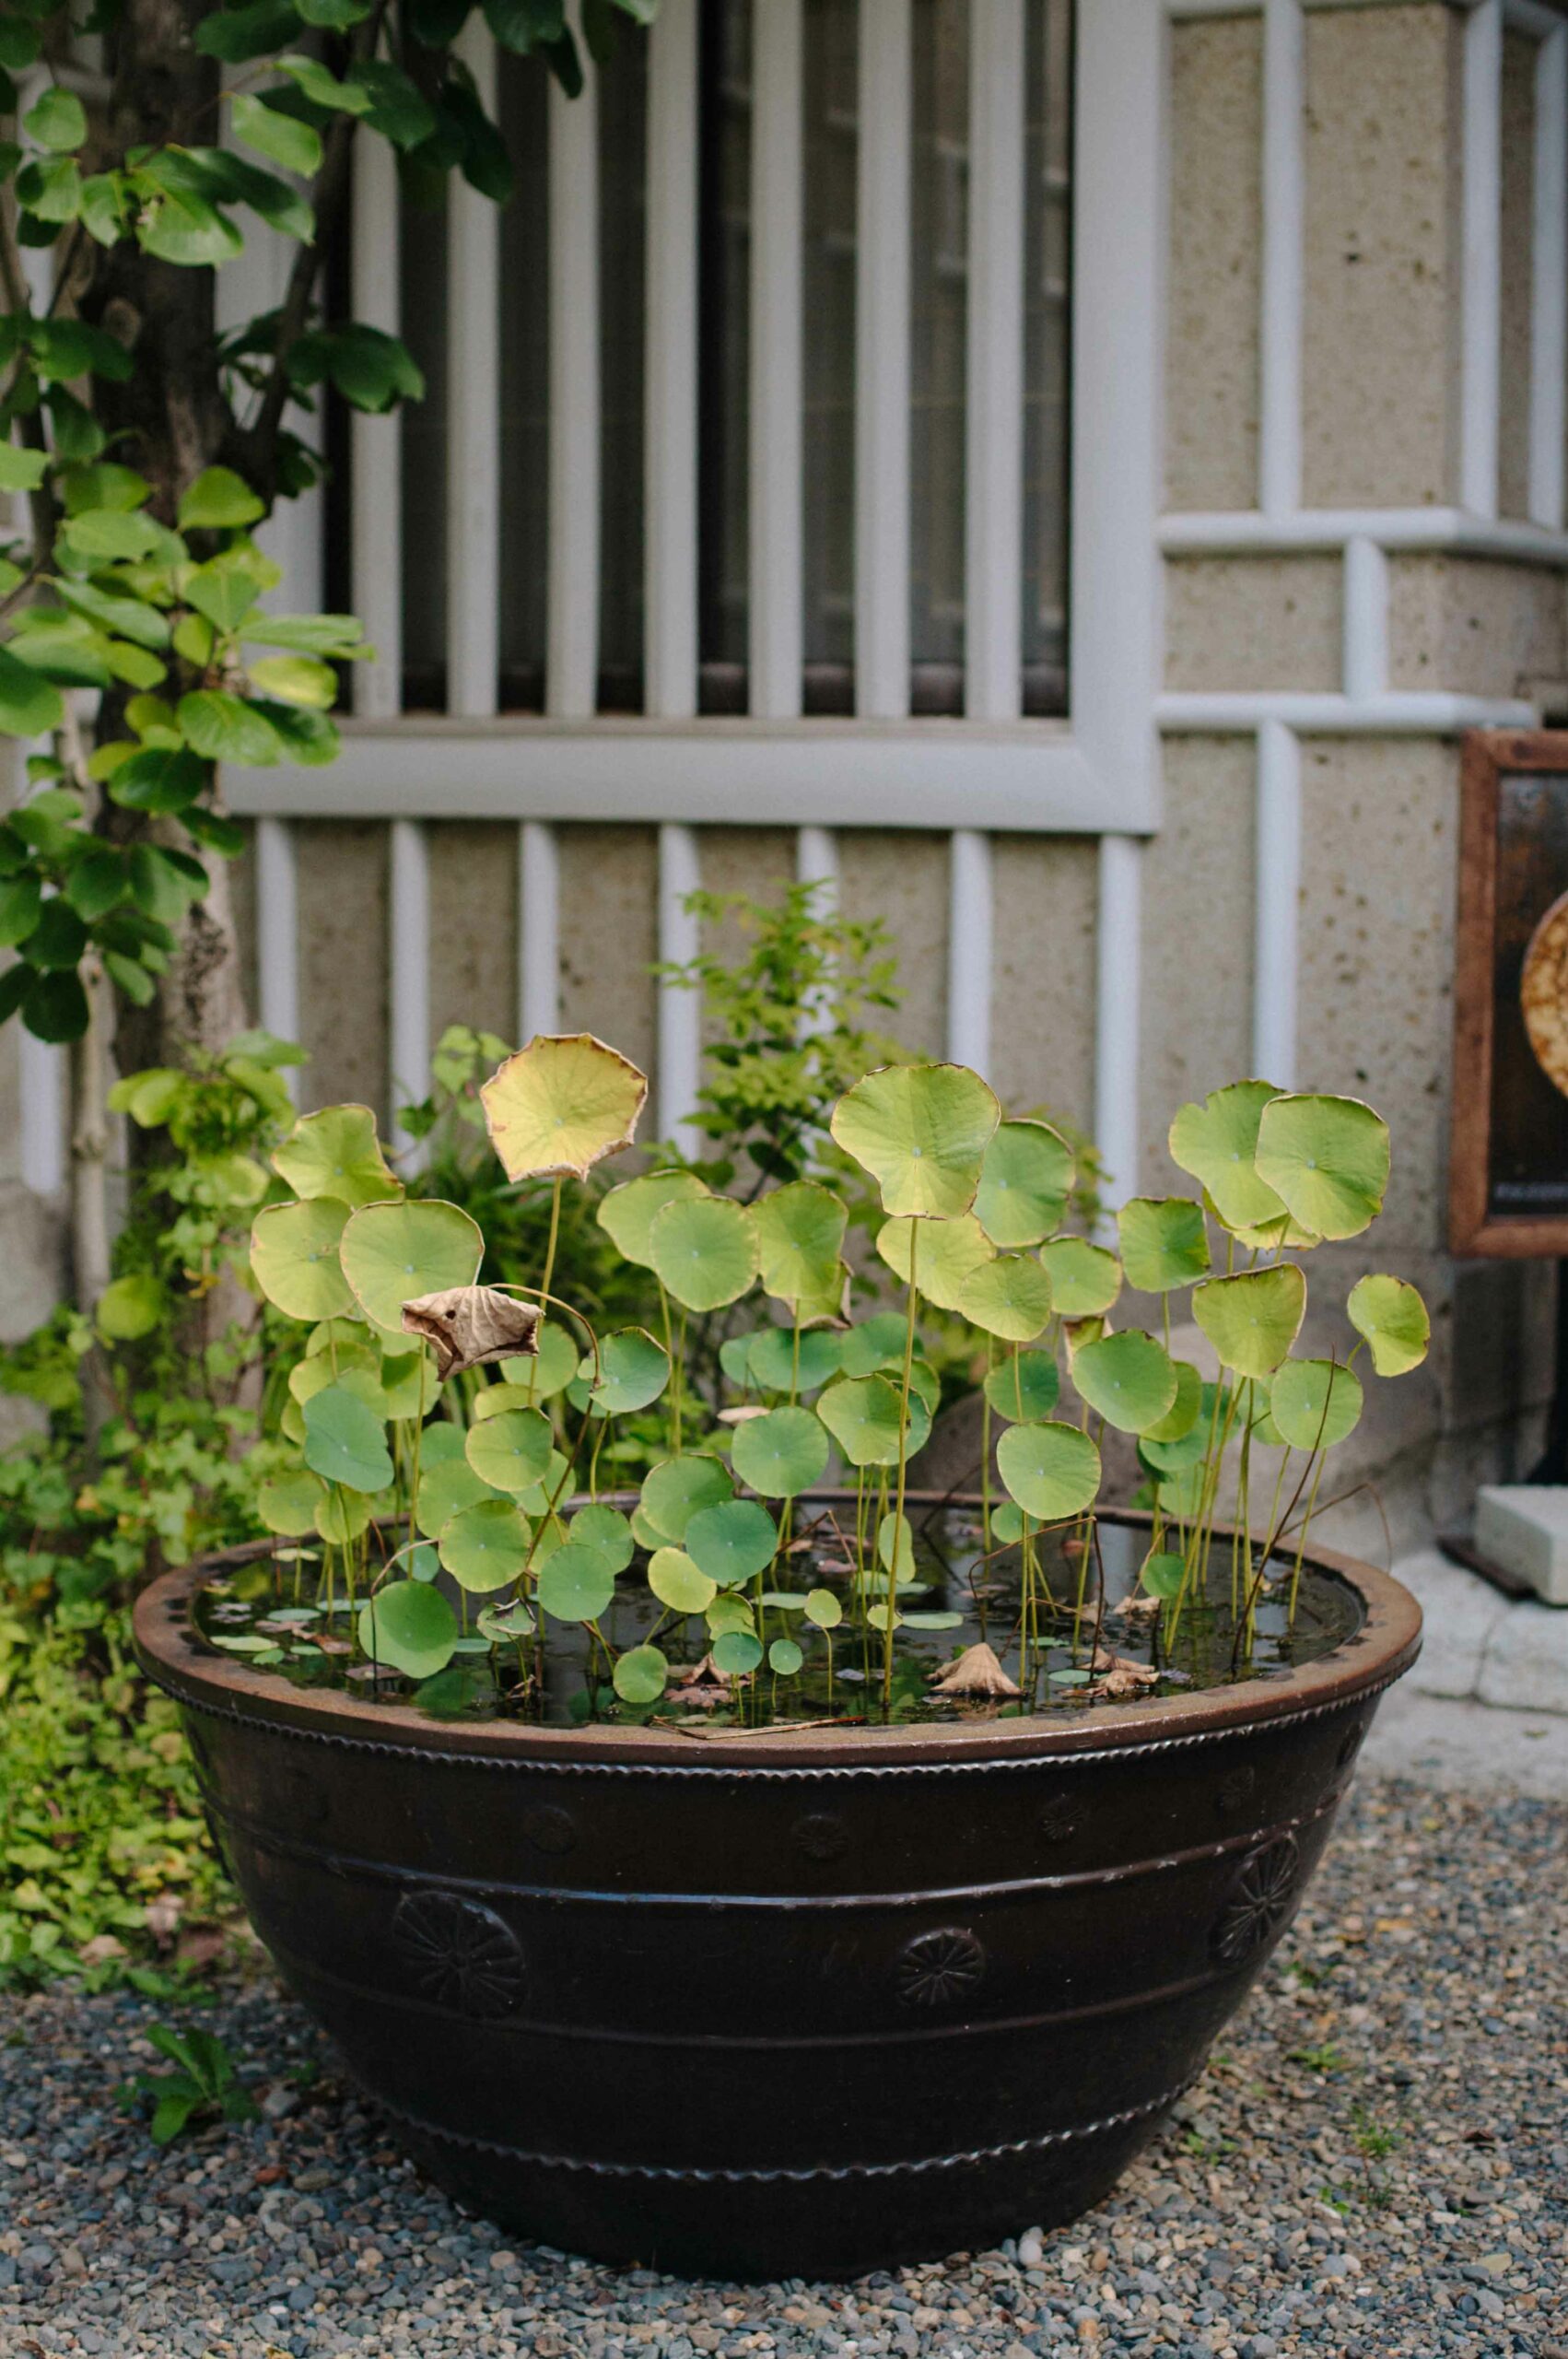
[527,1178,564,1405]
[883,1224,921,1717]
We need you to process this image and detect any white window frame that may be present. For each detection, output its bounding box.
[228,0,1164,837]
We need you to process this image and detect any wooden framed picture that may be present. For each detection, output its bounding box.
[1452,730,1568,1255]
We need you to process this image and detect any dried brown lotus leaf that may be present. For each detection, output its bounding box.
[401,1285,541,1379]
[665,1651,734,1707]
[927,1641,1022,1699]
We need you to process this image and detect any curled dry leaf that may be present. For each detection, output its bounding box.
[1110,1593,1162,1624]
[1085,1649,1161,1699]
[927,1641,1022,1700]
[400,1285,541,1379]
[718,1403,770,1425]
[665,1651,735,1707]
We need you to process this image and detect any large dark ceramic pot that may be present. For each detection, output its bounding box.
[134,1505,1420,2280]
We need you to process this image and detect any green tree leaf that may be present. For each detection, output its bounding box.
[24,86,87,153]
[178,465,267,530]
[0,644,64,734]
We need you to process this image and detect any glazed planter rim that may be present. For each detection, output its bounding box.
[133,1499,1423,1776]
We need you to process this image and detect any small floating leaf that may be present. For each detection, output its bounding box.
[1117,1196,1211,1294]
[1192,1264,1306,1379]
[804,1588,842,1630]
[1140,1551,1186,1601]
[613,1643,669,1705]
[1037,1237,1121,1318]
[995,1420,1102,1521]
[974,1118,1074,1247]
[1254,1093,1389,1242]
[830,1062,1000,1219]
[1347,1273,1430,1376]
[480,1031,649,1182]
[767,1637,804,1676]
[1270,1356,1363,1451]
[711,1629,764,1676]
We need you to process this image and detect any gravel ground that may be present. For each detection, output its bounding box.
[3,1778,1564,2359]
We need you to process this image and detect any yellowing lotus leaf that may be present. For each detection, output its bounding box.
[480,1032,649,1183]
[830,1062,1000,1219]
[876,1213,994,1310]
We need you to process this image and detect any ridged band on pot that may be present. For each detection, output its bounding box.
[133,1503,1420,2279]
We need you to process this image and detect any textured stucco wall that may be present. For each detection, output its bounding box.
[1165,15,1262,511]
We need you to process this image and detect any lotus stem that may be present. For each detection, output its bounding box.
[528,1179,563,1406]
[884,1225,921,1718]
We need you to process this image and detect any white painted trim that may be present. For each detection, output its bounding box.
[1070,3,1164,828]
[946,830,993,1074]
[645,0,699,719]
[18,1027,64,1199]
[1094,836,1141,1219]
[1340,535,1388,702]
[351,132,403,721]
[548,6,602,719]
[226,722,1117,829]
[447,23,501,716]
[1161,506,1568,561]
[1529,27,1568,530]
[856,0,912,720]
[965,0,1026,722]
[1462,0,1503,519]
[750,0,803,719]
[657,824,703,1153]
[1160,690,1536,729]
[1259,0,1304,522]
[388,820,430,1157]
[1504,0,1564,36]
[255,816,300,1093]
[518,821,561,1039]
[1253,721,1300,1088]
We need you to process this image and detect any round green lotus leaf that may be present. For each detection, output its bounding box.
[816,1374,904,1468]
[463,1405,554,1495]
[1270,1356,1363,1451]
[611,1643,668,1705]
[481,1031,649,1182]
[760,1590,809,1612]
[1192,1263,1306,1379]
[257,1468,326,1536]
[250,1198,354,1321]
[753,1181,848,1302]
[647,1545,717,1613]
[720,1333,757,1386]
[1143,1357,1203,1445]
[418,1419,468,1463]
[649,1193,760,1313]
[958,1253,1053,1343]
[685,1497,779,1587]
[706,1594,755,1638]
[585,1326,670,1416]
[340,1198,483,1335]
[302,1383,393,1494]
[767,1637,804,1677]
[640,1453,733,1543]
[731,1404,830,1498]
[1139,1421,1209,1475]
[804,1587,842,1629]
[315,1485,372,1544]
[597,1167,708,1265]
[746,1324,846,1396]
[830,1062,1000,1219]
[839,1311,911,1376]
[878,1510,915,1582]
[1140,1551,1186,1601]
[357,1579,457,1680]
[975,1118,1074,1247]
[569,1504,635,1572]
[414,1454,497,1539]
[995,1419,1102,1521]
[273,1103,399,1209]
[287,1350,380,1432]
[500,1318,579,1400]
[711,1629,764,1676]
[472,1379,544,1425]
[378,1347,441,1423]
[1347,1273,1430,1376]
[901,1610,964,1630]
[1071,1330,1178,1436]
[1246,1398,1288,1449]
[1037,1237,1121,1318]
[1167,1080,1286,1233]
[537,1540,617,1624]
[876,1213,994,1310]
[1226,1207,1322,1254]
[989,1500,1025,1543]
[1254,1093,1390,1242]
[983,1350,1059,1423]
[512,1447,572,1516]
[1117,1196,1211,1294]
[436,1497,529,1591]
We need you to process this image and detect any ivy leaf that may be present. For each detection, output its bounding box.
[58,510,164,564]
[444,73,512,202]
[178,466,266,531]
[0,643,64,735]
[176,690,286,766]
[247,652,336,709]
[61,462,153,515]
[252,700,339,764]
[24,86,87,153]
[196,0,306,62]
[230,92,322,179]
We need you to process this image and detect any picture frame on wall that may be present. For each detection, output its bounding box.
[1452,730,1568,1257]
